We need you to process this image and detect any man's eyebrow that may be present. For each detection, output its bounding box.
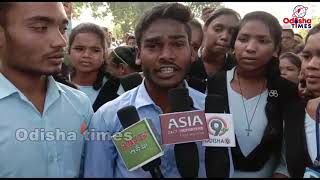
[168,34,187,40]
[143,36,161,43]
[301,49,310,54]
[25,16,69,25]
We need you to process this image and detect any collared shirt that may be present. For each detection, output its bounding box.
[0,73,93,177]
[84,80,209,178]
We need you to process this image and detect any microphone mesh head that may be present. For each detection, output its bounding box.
[117,105,140,128]
[205,94,225,113]
[168,87,192,112]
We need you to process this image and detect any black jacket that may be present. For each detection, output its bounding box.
[188,53,237,93]
[92,73,143,112]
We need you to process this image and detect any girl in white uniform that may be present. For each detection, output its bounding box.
[68,23,125,111]
[207,11,305,178]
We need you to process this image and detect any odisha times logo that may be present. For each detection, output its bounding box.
[283,5,312,29]
[292,5,308,18]
[208,116,229,136]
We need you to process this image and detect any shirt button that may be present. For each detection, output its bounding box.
[48,152,58,162]
[48,154,54,162]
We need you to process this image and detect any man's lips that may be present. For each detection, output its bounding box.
[155,66,180,78]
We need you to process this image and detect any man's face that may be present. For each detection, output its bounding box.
[139,18,193,90]
[0,2,68,76]
[281,30,295,52]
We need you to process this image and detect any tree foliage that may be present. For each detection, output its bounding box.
[72,2,222,39]
[107,2,160,37]
[184,2,222,18]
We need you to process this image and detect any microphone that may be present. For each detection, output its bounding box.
[204,94,230,178]
[205,94,225,113]
[117,106,164,178]
[168,87,200,178]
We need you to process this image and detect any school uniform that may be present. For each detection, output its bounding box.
[0,73,93,177]
[206,67,306,177]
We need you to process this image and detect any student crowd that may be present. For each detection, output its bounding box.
[0,2,319,178]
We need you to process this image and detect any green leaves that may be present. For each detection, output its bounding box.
[72,2,222,39]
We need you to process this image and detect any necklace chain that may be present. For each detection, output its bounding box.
[237,70,265,136]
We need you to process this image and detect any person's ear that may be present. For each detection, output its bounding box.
[190,46,195,62]
[136,48,142,65]
[119,63,127,76]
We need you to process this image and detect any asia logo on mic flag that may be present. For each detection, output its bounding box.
[112,119,164,171]
[160,110,209,145]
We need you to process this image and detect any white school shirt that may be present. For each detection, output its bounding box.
[226,67,279,178]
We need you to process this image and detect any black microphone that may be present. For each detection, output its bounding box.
[205,94,225,113]
[168,87,199,178]
[204,94,230,178]
[117,106,163,178]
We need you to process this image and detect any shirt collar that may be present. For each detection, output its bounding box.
[47,76,66,94]
[133,79,157,110]
[0,73,65,100]
[133,78,204,111]
[0,73,19,99]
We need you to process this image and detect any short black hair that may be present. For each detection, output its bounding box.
[305,23,320,43]
[279,52,301,69]
[0,2,14,27]
[204,8,240,28]
[135,3,193,48]
[68,22,106,54]
[282,28,294,37]
[188,18,202,32]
